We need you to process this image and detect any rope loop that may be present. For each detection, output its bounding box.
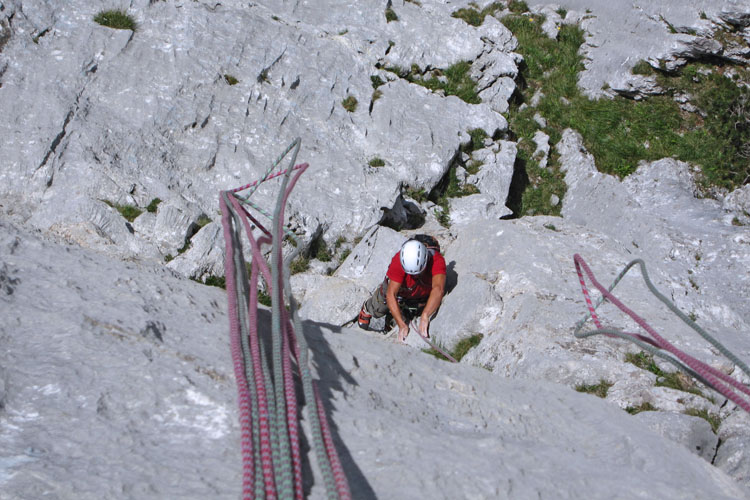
[573,254,750,413]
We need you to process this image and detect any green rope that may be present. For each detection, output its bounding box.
[269,140,300,499]
[576,258,750,380]
[283,249,340,499]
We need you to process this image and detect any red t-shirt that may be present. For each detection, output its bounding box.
[386,250,446,300]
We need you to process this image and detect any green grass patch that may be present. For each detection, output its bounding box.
[290,256,310,274]
[451,2,503,27]
[631,60,655,76]
[196,214,212,228]
[311,239,332,262]
[404,186,428,203]
[202,275,226,289]
[626,351,706,398]
[451,334,483,360]
[462,128,489,153]
[434,200,451,228]
[517,149,566,216]
[625,351,661,373]
[575,379,613,398]
[177,240,191,255]
[684,408,721,434]
[443,166,480,198]
[625,401,657,415]
[501,13,750,204]
[94,10,136,30]
[258,289,272,307]
[103,200,143,222]
[466,159,484,175]
[508,0,529,13]
[424,334,483,362]
[369,157,386,167]
[342,95,358,112]
[146,198,162,213]
[371,75,385,89]
[383,61,480,104]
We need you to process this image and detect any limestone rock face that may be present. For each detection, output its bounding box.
[2,219,749,500]
[334,225,405,293]
[0,0,509,273]
[4,0,750,496]
[634,411,719,462]
[524,0,750,97]
[0,219,238,499]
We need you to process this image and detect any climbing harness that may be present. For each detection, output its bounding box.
[573,254,750,413]
[220,138,351,499]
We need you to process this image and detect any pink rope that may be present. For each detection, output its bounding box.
[313,384,353,499]
[229,195,278,498]
[274,165,313,499]
[231,164,307,193]
[222,151,350,498]
[220,194,255,499]
[574,254,750,412]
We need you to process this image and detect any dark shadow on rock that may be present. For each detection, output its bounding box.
[445,260,458,295]
[301,319,377,500]
[501,153,529,219]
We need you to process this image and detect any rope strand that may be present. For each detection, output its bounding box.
[221,139,351,499]
[573,254,750,413]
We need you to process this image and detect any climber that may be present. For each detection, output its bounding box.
[358,235,446,342]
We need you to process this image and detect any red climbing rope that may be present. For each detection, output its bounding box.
[221,138,351,499]
[574,254,750,413]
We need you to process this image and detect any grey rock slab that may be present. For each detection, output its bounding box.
[633,411,718,462]
[2,215,750,498]
[0,0,508,265]
[717,409,750,487]
[0,218,240,499]
[452,141,516,223]
[470,141,516,201]
[166,221,225,280]
[523,0,750,97]
[478,75,516,114]
[559,129,750,351]
[724,184,750,225]
[533,130,550,170]
[716,436,750,492]
[422,211,746,418]
[293,274,370,326]
[449,192,511,225]
[311,325,748,500]
[334,225,405,293]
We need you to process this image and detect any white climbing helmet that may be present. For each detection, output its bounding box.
[400,239,428,275]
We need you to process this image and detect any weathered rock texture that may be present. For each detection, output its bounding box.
[526,0,750,97]
[2,219,749,499]
[3,0,750,497]
[0,0,511,278]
